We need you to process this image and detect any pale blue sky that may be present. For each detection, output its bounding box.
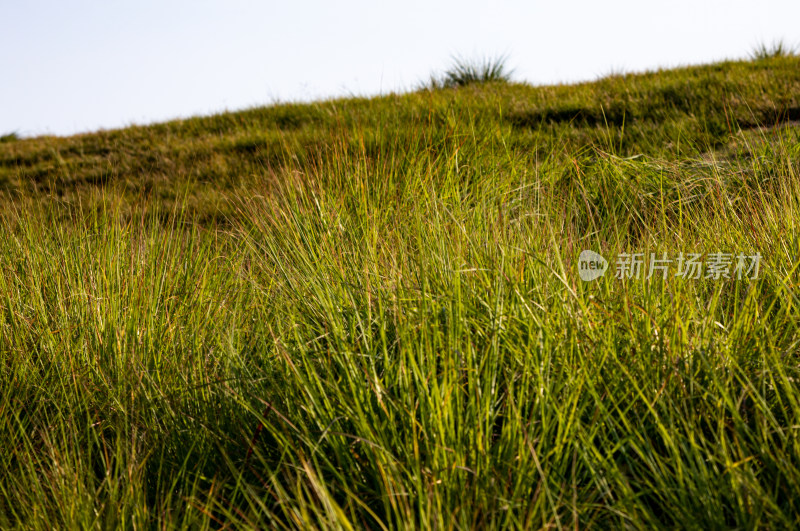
[2,0,798,137]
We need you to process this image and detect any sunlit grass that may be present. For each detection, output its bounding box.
[0,55,799,529]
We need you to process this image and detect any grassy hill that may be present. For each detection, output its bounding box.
[1,55,799,528]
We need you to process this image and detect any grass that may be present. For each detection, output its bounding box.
[0,53,799,528]
[427,55,514,89]
[751,40,797,61]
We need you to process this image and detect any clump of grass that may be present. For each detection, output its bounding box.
[751,40,796,60]
[0,131,19,143]
[428,54,513,89]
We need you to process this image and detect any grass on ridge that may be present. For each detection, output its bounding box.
[0,55,799,529]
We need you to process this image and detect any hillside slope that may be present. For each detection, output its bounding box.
[1,56,799,216]
[1,57,799,529]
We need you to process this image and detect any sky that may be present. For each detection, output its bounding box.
[1,0,798,137]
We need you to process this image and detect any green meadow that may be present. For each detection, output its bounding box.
[1,53,799,529]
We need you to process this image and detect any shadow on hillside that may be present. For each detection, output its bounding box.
[507,90,800,130]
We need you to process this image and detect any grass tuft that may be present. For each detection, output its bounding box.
[427,54,514,89]
[751,40,797,60]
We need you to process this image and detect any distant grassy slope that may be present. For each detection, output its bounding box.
[1,56,799,217]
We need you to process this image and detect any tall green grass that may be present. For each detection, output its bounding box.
[1,57,800,528]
